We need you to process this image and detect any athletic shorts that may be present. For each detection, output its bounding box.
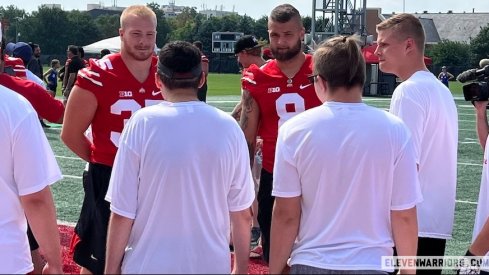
[72,163,112,274]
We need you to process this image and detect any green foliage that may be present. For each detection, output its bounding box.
[426,40,471,68]
[470,23,489,65]
[94,14,120,39]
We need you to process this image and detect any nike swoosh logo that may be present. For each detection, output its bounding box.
[300,83,312,89]
[152,90,162,96]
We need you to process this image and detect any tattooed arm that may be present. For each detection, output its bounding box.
[239,89,260,167]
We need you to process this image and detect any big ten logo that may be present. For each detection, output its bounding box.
[268,87,281,93]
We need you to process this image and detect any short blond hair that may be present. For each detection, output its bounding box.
[376,13,425,53]
[313,35,365,90]
[120,5,157,29]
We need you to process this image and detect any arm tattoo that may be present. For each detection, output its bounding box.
[241,90,254,130]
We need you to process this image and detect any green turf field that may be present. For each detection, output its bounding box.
[45,73,477,274]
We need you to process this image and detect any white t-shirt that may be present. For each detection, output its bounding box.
[390,71,458,239]
[0,85,62,274]
[273,102,422,270]
[472,139,489,241]
[106,101,254,274]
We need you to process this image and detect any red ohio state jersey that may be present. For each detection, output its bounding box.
[242,54,321,173]
[75,53,163,166]
[4,55,27,79]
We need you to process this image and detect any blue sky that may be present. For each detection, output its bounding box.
[1,0,489,19]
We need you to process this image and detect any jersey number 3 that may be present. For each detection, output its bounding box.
[276,93,306,127]
[110,99,162,147]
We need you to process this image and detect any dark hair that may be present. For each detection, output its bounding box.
[68,45,79,55]
[78,46,85,58]
[100,49,111,58]
[157,41,202,91]
[269,4,302,27]
[313,35,365,90]
[29,42,39,52]
[193,41,203,51]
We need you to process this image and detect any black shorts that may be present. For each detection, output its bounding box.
[72,163,112,274]
[27,223,39,251]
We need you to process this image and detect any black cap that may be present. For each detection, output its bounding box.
[234,35,263,54]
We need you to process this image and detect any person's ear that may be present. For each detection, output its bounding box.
[197,72,205,89]
[154,73,163,89]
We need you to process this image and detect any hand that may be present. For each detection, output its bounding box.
[42,262,64,274]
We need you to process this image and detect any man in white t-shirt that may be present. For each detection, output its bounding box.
[376,14,458,275]
[457,101,489,274]
[269,35,421,274]
[104,41,255,274]
[0,32,63,274]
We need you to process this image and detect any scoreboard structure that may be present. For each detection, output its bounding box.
[211,32,244,54]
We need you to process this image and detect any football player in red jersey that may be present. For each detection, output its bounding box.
[239,4,322,263]
[60,5,163,274]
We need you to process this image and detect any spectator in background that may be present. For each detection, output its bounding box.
[13,41,52,128]
[192,40,209,102]
[437,66,454,88]
[100,48,111,58]
[43,59,61,97]
[230,35,267,121]
[28,43,43,79]
[78,46,89,67]
[62,45,85,104]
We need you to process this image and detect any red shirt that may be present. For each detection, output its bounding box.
[0,74,64,122]
[75,53,163,166]
[4,55,27,79]
[242,54,321,172]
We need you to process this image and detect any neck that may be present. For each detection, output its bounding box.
[120,53,152,83]
[324,86,363,103]
[277,52,306,78]
[397,56,429,81]
[162,89,200,103]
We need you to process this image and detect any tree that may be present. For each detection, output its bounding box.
[147,2,171,47]
[470,23,489,66]
[94,14,120,40]
[253,16,268,41]
[426,40,471,75]
[0,5,27,42]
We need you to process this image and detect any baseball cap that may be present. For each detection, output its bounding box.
[13,42,33,65]
[234,35,264,54]
[5,43,15,55]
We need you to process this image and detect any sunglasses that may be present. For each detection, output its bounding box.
[307,74,318,84]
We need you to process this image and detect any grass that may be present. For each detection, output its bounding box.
[43,66,478,274]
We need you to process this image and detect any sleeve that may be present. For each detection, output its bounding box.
[241,65,259,92]
[105,117,141,219]
[271,125,302,198]
[13,107,62,196]
[389,86,425,164]
[391,128,423,210]
[27,83,64,122]
[227,127,255,212]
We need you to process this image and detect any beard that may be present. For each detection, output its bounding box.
[123,42,154,61]
[271,39,302,61]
